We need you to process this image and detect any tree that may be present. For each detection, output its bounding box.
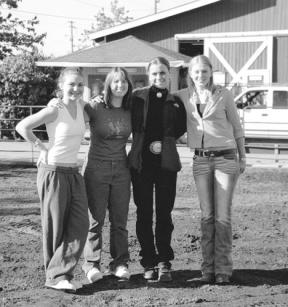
[79,0,133,49]
[0,51,59,139]
[0,0,46,60]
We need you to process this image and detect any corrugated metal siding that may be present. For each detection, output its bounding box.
[105,0,288,83]
[173,0,288,35]
[108,0,288,48]
[213,42,263,72]
[275,37,288,83]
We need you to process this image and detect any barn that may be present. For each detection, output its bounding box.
[37,0,288,99]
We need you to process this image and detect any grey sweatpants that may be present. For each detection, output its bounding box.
[37,163,89,285]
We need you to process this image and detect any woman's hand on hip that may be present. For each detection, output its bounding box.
[37,149,48,167]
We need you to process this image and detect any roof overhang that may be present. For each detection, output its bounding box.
[89,0,222,41]
[175,29,288,40]
[36,60,185,68]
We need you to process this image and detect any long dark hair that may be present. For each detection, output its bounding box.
[103,67,133,110]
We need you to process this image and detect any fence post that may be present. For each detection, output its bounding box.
[274,144,279,163]
[29,106,35,165]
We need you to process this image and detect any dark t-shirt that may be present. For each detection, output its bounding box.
[84,102,131,163]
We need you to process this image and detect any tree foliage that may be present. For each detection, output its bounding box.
[0,0,46,60]
[95,0,133,31]
[79,0,133,49]
[0,51,59,139]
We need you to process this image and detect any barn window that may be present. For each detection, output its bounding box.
[179,40,204,57]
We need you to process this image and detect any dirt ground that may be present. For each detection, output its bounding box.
[1,163,288,307]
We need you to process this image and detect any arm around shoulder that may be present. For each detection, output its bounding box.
[174,95,187,139]
[78,99,90,122]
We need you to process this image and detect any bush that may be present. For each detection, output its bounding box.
[0,51,59,139]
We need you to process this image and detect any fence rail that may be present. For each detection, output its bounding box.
[1,105,288,165]
[0,105,46,139]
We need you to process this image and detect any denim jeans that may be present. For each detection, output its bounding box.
[192,153,239,276]
[131,166,177,268]
[82,159,131,273]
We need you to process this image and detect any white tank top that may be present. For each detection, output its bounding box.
[46,103,85,164]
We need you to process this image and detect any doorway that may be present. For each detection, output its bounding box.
[179,40,204,57]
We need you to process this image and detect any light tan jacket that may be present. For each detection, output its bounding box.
[174,86,244,150]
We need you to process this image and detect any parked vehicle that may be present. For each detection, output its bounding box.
[234,84,288,140]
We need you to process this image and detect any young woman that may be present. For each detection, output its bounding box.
[129,57,186,282]
[177,55,246,284]
[16,67,89,293]
[82,67,133,282]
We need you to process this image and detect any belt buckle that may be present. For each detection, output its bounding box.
[203,150,215,157]
[203,150,210,157]
[149,141,162,155]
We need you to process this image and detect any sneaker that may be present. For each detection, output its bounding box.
[46,280,77,293]
[215,274,230,284]
[158,265,172,282]
[112,265,130,280]
[143,267,157,280]
[200,273,215,284]
[87,267,103,284]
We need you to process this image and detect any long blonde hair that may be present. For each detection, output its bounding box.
[187,55,215,93]
[56,67,83,98]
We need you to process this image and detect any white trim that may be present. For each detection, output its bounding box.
[175,30,288,40]
[36,60,185,68]
[267,36,273,81]
[205,36,273,43]
[205,36,273,89]
[241,69,270,85]
[206,41,236,79]
[229,40,268,86]
[89,0,221,40]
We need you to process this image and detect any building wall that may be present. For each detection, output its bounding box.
[81,67,179,101]
[274,36,288,84]
[104,0,288,83]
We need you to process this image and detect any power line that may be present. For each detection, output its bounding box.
[1,8,96,21]
[70,0,102,8]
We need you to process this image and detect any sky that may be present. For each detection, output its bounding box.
[4,0,193,57]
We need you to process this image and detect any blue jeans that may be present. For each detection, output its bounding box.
[82,159,131,273]
[192,153,239,276]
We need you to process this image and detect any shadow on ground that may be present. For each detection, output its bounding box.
[76,268,288,295]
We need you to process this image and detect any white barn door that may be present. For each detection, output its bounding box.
[204,36,273,89]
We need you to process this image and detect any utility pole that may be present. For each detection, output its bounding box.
[154,0,160,14]
[69,21,75,52]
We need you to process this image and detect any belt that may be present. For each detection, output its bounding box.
[194,149,236,157]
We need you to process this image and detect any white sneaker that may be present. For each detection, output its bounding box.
[46,280,77,293]
[112,265,130,280]
[87,267,103,283]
